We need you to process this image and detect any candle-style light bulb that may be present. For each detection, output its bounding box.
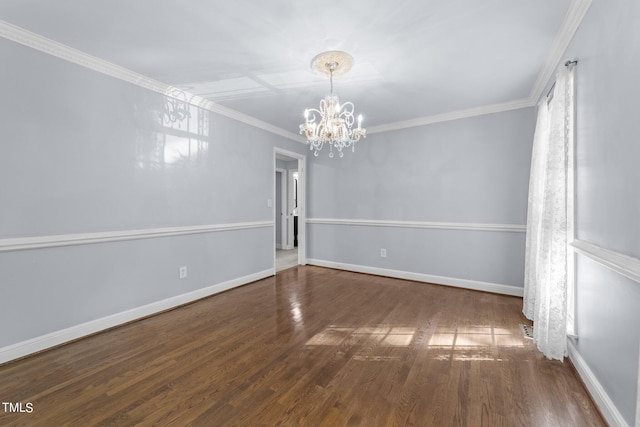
[304,109,309,120]
[357,114,363,129]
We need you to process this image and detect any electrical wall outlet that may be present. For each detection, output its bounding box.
[179,266,187,279]
[380,248,387,258]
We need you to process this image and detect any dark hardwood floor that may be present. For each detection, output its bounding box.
[0,266,605,426]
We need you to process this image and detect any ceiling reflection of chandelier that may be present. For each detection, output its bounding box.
[299,51,366,158]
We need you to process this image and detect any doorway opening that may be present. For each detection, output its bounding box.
[274,148,306,273]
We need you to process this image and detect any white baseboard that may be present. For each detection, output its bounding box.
[0,269,273,365]
[567,340,629,427]
[307,259,524,297]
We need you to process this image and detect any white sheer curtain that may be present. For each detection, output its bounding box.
[523,65,575,361]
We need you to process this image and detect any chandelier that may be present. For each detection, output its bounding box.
[299,51,366,158]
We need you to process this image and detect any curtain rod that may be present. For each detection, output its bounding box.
[547,60,578,100]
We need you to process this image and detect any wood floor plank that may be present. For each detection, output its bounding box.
[0,266,606,426]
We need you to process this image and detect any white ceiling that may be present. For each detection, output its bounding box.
[0,1,583,137]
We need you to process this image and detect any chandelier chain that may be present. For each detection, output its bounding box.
[330,69,334,95]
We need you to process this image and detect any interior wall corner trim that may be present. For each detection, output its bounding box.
[0,21,302,143]
[306,218,526,233]
[567,340,629,427]
[571,239,640,284]
[0,221,273,253]
[529,0,593,103]
[307,259,524,297]
[0,268,273,365]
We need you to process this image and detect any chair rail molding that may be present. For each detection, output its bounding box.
[0,221,273,253]
[571,239,640,284]
[307,218,526,233]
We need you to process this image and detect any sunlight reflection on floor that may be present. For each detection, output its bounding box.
[306,325,416,348]
[305,324,526,362]
[429,325,525,361]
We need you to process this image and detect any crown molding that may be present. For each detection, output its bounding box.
[367,98,534,134]
[529,0,593,104]
[0,21,303,143]
[367,0,592,134]
[1,0,592,137]
[0,21,166,93]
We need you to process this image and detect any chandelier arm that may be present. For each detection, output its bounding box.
[338,102,356,127]
[305,108,322,123]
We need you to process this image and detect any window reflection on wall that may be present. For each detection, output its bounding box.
[161,101,209,166]
[163,134,209,165]
[161,98,209,136]
[135,90,210,169]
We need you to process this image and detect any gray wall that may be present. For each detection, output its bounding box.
[0,37,306,349]
[559,0,640,424]
[4,4,639,422]
[307,107,535,289]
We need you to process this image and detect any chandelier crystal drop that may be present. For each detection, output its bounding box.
[299,51,366,158]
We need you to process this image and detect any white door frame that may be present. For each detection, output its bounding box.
[275,168,287,249]
[273,148,307,271]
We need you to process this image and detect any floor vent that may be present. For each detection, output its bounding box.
[520,324,534,340]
